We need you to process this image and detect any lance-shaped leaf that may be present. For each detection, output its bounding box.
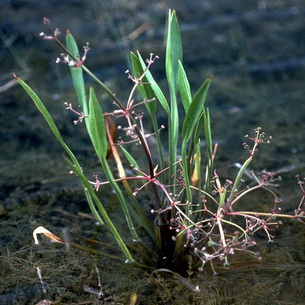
[195,139,202,189]
[203,108,213,156]
[166,10,182,96]
[130,52,156,114]
[136,51,170,115]
[66,31,88,116]
[178,60,191,113]
[182,78,211,142]
[131,51,165,171]
[87,87,108,160]
[87,88,140,241]
[15,76,81,168]
[203,108,214,193]
[166,10,182,187]
[16,76,134,261]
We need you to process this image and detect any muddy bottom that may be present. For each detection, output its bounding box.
[1,182,305,305]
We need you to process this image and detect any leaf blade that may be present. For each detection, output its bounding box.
[66,32,88,115]
[182,78,211,142]
[87,87,108,160]
[136,51,170,115]
[178,60,192,113]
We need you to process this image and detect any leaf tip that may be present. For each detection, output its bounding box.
[13,73,19,80]
[169,9,177,19]
[66,28,71,35]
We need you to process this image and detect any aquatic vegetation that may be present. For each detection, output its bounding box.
[15,10,305,274]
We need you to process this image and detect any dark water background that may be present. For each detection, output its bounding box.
[1,0,305,304]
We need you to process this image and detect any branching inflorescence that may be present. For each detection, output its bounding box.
[16,11,305,274]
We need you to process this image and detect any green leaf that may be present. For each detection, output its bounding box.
[136,51,170,115]
[219,189,227,208]
[130,52,156,115]
[15,77,81,168]
[195,139,202,189]
[181,78,211,205]
[182,78,211,142]
[66,32,88,115]
[119,145,142,172]
[119,146,146,183]
[178,60,192,113]
[87,87,108,160]
[130,53,155,99]
[166,10,183,96]
[83,187,104,226]
[203,108,213,193]
[166,10,182,187]
[193,113,204,150]
[86,90,140,241]
[203,108,213,156]
[65,158,134,262]
[17,76,134,261]
[130,52,147,97]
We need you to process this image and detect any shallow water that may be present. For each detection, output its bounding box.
[1,0,305,304]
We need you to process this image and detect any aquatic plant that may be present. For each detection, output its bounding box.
[15,10,305,274]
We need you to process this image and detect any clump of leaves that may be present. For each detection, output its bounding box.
[15,10,305,274]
